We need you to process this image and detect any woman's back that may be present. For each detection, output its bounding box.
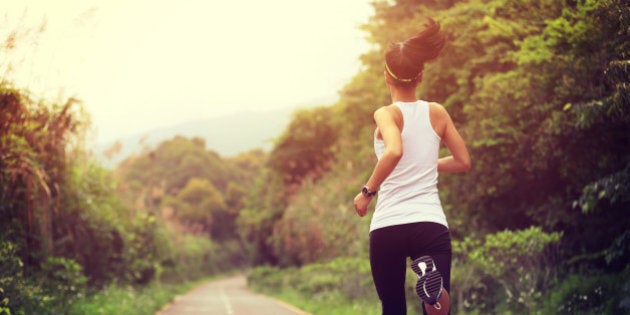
[370,100,446,232]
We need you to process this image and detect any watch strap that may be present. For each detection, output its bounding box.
[362,185,377,197]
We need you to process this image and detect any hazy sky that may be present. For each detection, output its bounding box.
[3,0,374,144]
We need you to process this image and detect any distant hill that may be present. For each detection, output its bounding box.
[94,106,297,168]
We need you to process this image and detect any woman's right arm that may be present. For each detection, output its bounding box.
[433,103,471,173]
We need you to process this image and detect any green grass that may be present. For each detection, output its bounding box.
[68,277,214,315]
[263,288,382,315]
[246,257,425,315]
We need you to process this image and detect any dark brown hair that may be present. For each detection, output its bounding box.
[384,18,445,87]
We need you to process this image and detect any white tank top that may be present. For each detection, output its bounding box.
[370,100,448,232]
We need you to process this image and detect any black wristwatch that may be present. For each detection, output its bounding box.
[362,185,377,197]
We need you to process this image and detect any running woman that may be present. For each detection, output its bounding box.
[353,18,471,315]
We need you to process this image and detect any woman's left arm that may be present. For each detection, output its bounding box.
[354,107,403,217]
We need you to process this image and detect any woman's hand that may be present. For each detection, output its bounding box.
[354,193,372,217]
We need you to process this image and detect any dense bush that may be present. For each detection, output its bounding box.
[0,239,88,315]
[453,227,562,313]
[540,271,630,315]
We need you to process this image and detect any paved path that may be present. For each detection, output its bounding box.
[157,275,310,315]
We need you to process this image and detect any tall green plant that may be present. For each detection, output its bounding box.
[0,87,81,261]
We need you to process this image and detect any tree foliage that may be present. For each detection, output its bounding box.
[116,136,261,242]
[240,0,630,313]
[267,106,338,186]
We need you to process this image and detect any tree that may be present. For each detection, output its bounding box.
[174,178,226,234]
[267,106,338,187]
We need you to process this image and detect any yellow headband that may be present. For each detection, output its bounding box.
[384,62,416,83]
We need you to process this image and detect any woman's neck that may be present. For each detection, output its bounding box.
[390,87,417,103]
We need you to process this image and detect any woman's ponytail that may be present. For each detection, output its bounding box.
[385,18,445,86]
[403,18,445,65]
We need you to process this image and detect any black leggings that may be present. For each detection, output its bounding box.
[369,222,452,315]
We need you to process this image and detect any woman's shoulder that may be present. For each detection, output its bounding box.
[428,102,452,120]
[374,104,401,117]
[374,104,404,129]
[427,102,450,137]
[427,101,446,112]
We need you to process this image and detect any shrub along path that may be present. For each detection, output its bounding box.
[156,274,309,315]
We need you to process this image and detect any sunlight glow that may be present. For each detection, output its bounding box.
[2,0,373,144]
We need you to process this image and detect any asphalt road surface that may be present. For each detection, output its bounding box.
[156,275,310,315]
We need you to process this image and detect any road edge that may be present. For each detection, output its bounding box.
[262,294,311,315]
